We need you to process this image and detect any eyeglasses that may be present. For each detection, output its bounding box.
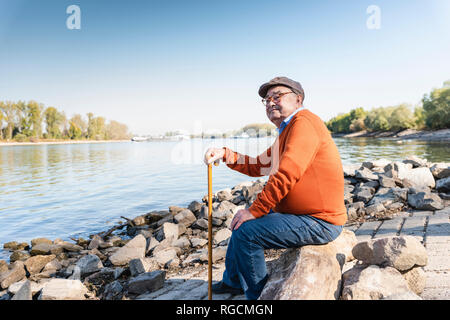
[261,91,296,107]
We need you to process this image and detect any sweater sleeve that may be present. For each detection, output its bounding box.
[222,145,272,178]
[248,117,321,218]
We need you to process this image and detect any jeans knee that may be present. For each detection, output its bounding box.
[231,224,251,243]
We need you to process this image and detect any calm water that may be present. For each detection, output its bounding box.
[0,137,449,261]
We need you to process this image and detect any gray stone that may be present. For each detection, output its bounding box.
[188,201,203,215]
[31,238,52,247]
[341,265,412,300]
[60,242,83,252]
[24,254,56,275]
[213,228,232,245]
[403,156,428,168]
[172,236,190,249]
[190,238,208,248]
[155,222,179,242]
[365,203,386,217]
[127,270,166,294]
[3,242,29,251]
[216,189,233,201]
[367,187,408,207]
[75,254,103,276]
[401,266,426,295]
[10,250,31,263]
[153,248,178,267]
[352,236,428,271]
[103,280,123,300]
[355,167,378,181]
[109,234,147,266]
[430,163,450,179]
[11,280,32,300]
[436,176,450,192]
[192,218,208,230]
[354,187,374,203]
[132,215,147,226]
[408,192,444,210]
[174,209,196,227]
[0,261,26,289]
[38,279,89,300]
[129,258,159,277]
[259,230,356,300]
[379,175,397,188]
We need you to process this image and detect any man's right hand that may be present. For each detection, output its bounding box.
[204,147,225,165]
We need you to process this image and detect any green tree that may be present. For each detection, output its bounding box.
[0,101,17,140]
[68,121,82,139]
[389,104,415,131]
[44,107,65,139]
[413,106,426,129]
[422,81,450,129]
[87,112,95,139]
[70,114,87,138]
[106,120,130,140]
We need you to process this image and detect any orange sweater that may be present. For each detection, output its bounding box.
[222,109,347,226]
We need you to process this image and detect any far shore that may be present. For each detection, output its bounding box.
[331,128,450,141]
[0,139,131,147]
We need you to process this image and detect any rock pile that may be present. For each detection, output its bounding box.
[344,156,449,220]
[0,156,448,300]
[0,179,266,300]
[341,235,428,300]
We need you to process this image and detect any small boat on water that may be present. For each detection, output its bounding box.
[131,137,148,142]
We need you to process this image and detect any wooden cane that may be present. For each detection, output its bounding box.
[207,160,219,300]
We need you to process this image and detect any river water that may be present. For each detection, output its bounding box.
[0,137,449,261]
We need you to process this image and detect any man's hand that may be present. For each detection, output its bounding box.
[230,208,256,231]
[204,147,225,166]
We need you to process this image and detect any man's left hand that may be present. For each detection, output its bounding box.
[230,208,256,231]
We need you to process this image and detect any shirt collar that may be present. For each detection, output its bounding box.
[278,107,303,135]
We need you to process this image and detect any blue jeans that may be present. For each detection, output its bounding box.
[221,210,343,300]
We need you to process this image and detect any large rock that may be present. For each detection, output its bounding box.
[367,187,407,207]
[10,251,31,263]
[155,223,179,242]
[341,265,412,300]
[38,279,89,300]
[436,176,450,192]
[352,236,427,271]
[174,209,196,227]
[127,270,166,295]
[24,254,56,275]
[430,163,450,179]
[109,234,147,266]
[75,254,103,276]
[258,230,356,300]
[355,167,378,181]
[408,191,444,210]
[0,261,26,290]
[213,228,232,245]
[11,280,32,300]
[401,266,426,295]
[153,248,178,267]
[216,189,233,201]
[129,258,159,277]
[31,238,52,247]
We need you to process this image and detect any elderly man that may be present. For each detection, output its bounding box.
[204,76,347,300]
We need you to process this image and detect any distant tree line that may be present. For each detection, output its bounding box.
[0,101,132,142]
[326,81,450,133]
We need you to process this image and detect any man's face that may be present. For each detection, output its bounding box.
[264,85,302,127]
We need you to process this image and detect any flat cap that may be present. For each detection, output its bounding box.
[258,76,305,101]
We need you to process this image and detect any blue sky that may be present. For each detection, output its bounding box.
[0,0,449,135]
